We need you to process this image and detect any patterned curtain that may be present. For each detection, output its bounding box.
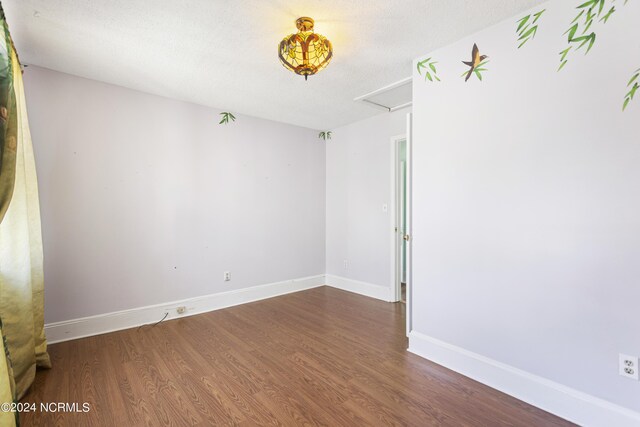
[0,4,51,426]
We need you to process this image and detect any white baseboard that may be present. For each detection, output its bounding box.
[408,331,640,427]
[325,274,394,302]
[45,275,325,344]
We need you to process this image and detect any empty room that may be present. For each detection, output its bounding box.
[0,0,638,426]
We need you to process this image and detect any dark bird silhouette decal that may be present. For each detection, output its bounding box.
[462,43,489,82]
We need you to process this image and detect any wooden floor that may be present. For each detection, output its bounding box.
[21,286,573,426]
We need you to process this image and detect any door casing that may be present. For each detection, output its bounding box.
[390,113,413,337]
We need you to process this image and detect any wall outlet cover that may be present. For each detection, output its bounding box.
[619,354,639,380]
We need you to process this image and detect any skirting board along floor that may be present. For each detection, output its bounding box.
[45,275,325,344]
[45,274,393,344]
[324,274,394,302]
[408,331,640,427]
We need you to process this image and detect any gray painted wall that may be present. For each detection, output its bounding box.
[24,66,326,323]
[411,0,640,412]
[325,109,408,290]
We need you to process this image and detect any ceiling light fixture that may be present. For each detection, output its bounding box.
[278,17,333,81]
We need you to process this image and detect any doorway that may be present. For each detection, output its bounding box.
[391,115,412,336]
[395,138,408,303]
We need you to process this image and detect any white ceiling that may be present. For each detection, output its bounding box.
[3,0,545,130]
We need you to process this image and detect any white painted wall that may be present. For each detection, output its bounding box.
[326,108,408,295]
[23,66,326,324]
[411,0,640,416]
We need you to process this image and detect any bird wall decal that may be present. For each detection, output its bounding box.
[462,43,489,82]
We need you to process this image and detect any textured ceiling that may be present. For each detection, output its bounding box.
[3,0,545,130]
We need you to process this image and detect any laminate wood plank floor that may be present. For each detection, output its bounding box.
[20,286,574,426]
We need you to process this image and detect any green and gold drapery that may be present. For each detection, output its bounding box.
[0,4,51,426]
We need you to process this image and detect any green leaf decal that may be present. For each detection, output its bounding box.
[571,10,585,24]
[318,131,332,141]
[516,9,545,48]
[219,112,236,125]
[518,26,537,40]
[565,23,579,41]
[585,33,597,53]
[577,0,598,9]
[558,60,568,71]
[417,57,441,83]
[517,15,531,33]
[600,6,615,23]
[623,69,640,111]
[560,46,572,62]
[559,0,626,70]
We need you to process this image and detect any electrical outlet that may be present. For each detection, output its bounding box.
[619,354,639,380]
[176,306,186,315]
[224,271,231,281]
[343,260,348,270]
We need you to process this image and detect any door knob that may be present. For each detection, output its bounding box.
[403,234,410,241]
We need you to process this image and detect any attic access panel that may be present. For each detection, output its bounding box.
[354,77,412,112]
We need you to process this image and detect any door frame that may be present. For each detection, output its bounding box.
[390,134,405,303]
[389,114,413,336]
[405,113,412,336]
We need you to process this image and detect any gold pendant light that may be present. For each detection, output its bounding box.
[278,17,333,80]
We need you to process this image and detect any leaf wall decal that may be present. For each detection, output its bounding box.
[623,68,640,111]
[219,112,236,125]
[558,0,626,71]
[515,9,546,48]
[417,57,441,82]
